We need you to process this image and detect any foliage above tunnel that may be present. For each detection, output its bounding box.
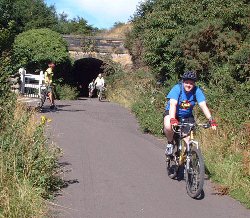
[13,28,69,71]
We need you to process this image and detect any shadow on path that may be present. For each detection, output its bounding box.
[40,104,86,113]
[55,161,80,197]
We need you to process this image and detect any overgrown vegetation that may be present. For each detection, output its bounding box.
[0,100,61,217]
[0,1,77,216]
[109,0,250,208]
[55,84,80,100]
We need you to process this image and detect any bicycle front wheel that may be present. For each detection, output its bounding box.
[166,157,178,179]
[185,146,205,198]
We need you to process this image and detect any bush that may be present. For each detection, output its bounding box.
[55,84,79,100]
[132,93,163,135]
[12,28,69,72]
[127,0,250,80]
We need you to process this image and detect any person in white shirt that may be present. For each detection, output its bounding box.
[95,74,105,97]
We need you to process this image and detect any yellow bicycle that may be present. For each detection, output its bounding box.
[166,120,210,198]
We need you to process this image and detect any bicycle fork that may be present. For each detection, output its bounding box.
[186,140,199,170]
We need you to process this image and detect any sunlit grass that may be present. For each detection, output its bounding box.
[0,101,61,217]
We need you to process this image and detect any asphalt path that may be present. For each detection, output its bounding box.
[45,98,250,218]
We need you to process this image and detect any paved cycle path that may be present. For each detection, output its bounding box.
[46,99,249,218]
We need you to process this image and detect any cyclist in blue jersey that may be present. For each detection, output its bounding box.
[163,71,217,157]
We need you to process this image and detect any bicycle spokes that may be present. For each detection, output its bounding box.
[187,157,200,190]
[186,147,205,198]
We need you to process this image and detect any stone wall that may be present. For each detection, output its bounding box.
[69,51,133,68]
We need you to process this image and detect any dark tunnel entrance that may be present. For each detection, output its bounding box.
[72,58,104,97]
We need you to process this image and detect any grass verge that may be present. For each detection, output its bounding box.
[0,101,62,217]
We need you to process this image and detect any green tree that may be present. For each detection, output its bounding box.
[16,0,58,31]
[12,28,69,71]
[0,0,58,33]
[56,15,96,35]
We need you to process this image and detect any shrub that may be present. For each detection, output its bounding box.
[12,28,69,72]
[55,84,79,100]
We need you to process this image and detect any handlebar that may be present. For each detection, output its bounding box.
[172,122,211,134]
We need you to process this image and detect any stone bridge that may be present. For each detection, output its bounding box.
[62,35,132,67]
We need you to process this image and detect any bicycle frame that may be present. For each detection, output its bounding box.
[173,122,207,161]
[173,122,196,166]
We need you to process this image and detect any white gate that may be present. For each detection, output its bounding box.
[19,68,45,98]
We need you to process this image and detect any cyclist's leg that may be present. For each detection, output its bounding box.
[163,112,174,142]
[48,92,53,104]
[96,86,100,97]
[47,85,56,108]
[46,86,52,104]
[163,112,176,156]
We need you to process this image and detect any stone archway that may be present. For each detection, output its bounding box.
[72,58,104,96]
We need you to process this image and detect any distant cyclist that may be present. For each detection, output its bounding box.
[94,74,105,97]
[163,71,217,158]
[88,79,95,98]
[44,62,56,109]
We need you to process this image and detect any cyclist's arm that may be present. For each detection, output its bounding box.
[166,84,180,118]
[198,101,212,120]
[199,101,217,130]
[169,99,178,119]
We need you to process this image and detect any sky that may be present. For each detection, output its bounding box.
[44,0,143,29]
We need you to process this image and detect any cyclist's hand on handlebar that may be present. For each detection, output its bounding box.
[209,118,217,130]
[170,118,178,126]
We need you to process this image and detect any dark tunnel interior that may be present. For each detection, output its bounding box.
[72,58,104,97]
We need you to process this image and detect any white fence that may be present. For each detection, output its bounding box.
[19,68,45,98]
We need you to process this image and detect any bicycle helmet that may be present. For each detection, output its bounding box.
[182,71,197,81]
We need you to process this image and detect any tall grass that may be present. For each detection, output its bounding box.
[197,122,250,206]
[107,69,250,208]
[0,101,61,217]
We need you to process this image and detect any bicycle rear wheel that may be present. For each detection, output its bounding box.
[185,146,205,198]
